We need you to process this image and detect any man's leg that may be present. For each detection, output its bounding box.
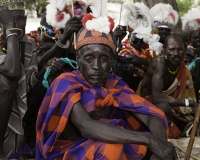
[0,76,17,159]
[155,102,174,124]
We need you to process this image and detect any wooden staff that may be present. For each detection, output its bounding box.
[185,104,200,160]
[71,0,77,49]
[118,0,123,25]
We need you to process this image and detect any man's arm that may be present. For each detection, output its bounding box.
[69,101,177,160]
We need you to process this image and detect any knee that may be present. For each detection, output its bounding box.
[155,102,173,122]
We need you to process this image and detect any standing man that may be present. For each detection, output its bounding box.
[0,0,50,158]
[137,34,198,138]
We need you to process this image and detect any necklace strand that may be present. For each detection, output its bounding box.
[167,66,179,75]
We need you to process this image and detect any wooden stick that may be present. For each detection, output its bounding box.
[185,104,200,160]
[118,0,123,25]
[71,0,77,49]
[170,141,200,160]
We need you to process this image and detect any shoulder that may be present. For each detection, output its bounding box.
[151,56,166,70]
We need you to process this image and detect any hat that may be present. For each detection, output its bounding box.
[0,0,24,10]
[181,8,200,34]
[46,0,86,30]
[122,2,151,32]
[76,0,116,53]
[150,3,179,29]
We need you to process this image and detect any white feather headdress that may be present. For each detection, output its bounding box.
[46,0,87,30]
[150,3,179,29]
[122,2,151,30]
[82,0,114,34]
[181,8,200,34]
[132,25,163,55]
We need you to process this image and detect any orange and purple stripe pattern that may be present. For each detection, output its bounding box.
[36,70,168,160]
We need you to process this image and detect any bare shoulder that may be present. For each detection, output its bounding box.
[151,57,166,72]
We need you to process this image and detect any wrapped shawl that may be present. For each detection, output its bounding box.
[36,70,168,160]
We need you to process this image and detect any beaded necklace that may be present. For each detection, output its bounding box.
[167,66,179,75]
[165,56,179,75]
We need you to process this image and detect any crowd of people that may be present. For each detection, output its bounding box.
[0,0,199,159]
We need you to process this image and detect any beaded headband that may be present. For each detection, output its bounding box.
[0,0,24,10]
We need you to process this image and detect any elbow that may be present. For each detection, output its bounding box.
[79,120,93,139]
[7,71,21,79]
[0,71,21,79]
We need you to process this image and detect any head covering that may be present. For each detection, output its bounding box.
[122,2,162,55]
[181,8,200,35]
[46,0,87,30]
[122,2,151,32]
[132,25,163,55]
[76,0,116,53]
[0,0,24,10]
[150,3,179,30]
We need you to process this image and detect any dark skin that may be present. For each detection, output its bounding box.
[185,29,200,103]
[59,44,177,160]
[140,34,198,123]
[184,29,200,64]
[0,5,21,159]
[157,27,171,45]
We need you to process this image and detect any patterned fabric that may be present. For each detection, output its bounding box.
[0,0,25,11]
[137,62,196,138]
[0,35,38,157]
[118,39,153,78]
[77,28,117,53]
[36,70,168,160]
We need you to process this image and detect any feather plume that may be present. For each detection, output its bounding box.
[46,3,70,29]
[150,3,179,27]
[85,0,108,17]
[82,0,114,34]
[47,0,71,11]
[181,8,200,33]
[85,16,110,34]
[133,25,163,53]
[122,2,151,30]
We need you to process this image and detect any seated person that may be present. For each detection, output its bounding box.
[115,2,162,91]
[137,34,198,138]
[182,9,200,103]
[36,11,177,160]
